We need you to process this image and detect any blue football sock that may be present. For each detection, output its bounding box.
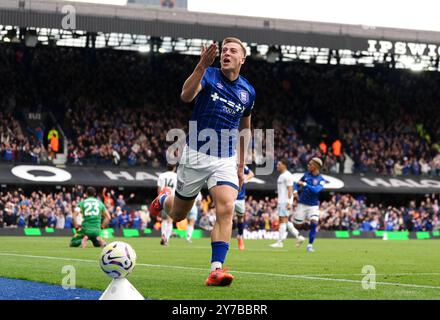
[237,222,244,236]
[211,241,229,264]
[309,222,317,245]
[159,194,167,207]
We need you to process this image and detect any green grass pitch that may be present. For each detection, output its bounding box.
[0,237,439,299]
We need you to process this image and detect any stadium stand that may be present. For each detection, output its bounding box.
[0,44,439,175]
[1,39,440,232]
[0,186,151,230]
[1,187,438,231]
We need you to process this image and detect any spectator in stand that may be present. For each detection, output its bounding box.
[139,205,151,229]
[39,209,49,228]
[56,207,65,229]
[102,188,115,208]
[47,209,57,228]
[48,128,59,161]
[114,206,123,217]
[432,215,440,230]
[64,210,73,229]
[35,126,44,144]
[131,211,142,229]
[3,207,17,228]
[432,153,440,176]
[109,212,120,229]
[3,44,439,174]
[17,210,27,227]
[0,187,439,232]
[27,211,39,228]
[3,143,13,162]
[118,210,130,229]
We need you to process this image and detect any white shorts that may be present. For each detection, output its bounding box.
[187,203,198,221]
[176,145,239,199]
[278,203,290,217]
[294,203,320,224]
[234,199,245,216]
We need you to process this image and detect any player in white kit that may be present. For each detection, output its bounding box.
[157,163,177,246]
[270,159,305,248]
[186,192,203,243]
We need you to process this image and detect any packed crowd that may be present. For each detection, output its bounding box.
[1,186,438,232]
[240,193,440,232]
[1,44,440,175]
[0,111,47,164]
[319,194,440,231]
[64,105,185,167]
[0,187,152,230]
[190,192,440,232]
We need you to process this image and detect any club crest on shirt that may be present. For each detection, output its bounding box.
[313,179,318,185]
[239,90,249,104]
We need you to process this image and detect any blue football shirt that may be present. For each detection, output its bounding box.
[294,172,327,206]
[187,67,256,158]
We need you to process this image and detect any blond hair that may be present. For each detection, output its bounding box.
[311,157,323,169]
[222,37,247,58]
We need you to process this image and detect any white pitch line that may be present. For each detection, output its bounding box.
[291,273,440,277]
[232,271,440,290]
[191,246,290,252]
[1,252,440,290]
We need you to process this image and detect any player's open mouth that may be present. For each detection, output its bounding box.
[223,58,231,64]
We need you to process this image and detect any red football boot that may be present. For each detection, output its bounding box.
[150,187,172,218]
[205,268,234,286]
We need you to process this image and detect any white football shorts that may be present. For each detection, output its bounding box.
[175,145,239,200]
[293,203,320,224]
[234,199,246,216]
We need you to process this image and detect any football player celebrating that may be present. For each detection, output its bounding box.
[150,37,255,286]
[293,157,327,252]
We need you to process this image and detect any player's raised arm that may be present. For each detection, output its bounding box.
[180,43,217,103]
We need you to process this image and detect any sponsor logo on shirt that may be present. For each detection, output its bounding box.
[211,92,244,115]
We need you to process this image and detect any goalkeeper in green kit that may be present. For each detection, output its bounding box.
[70,186,111,248]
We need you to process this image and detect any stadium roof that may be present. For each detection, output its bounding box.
[2,0,440,51]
